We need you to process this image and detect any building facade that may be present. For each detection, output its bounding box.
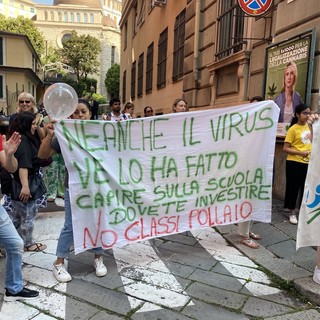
[102,0,122,27]
[34,0,122,98]
[0,31,42,114]
[120,0,320,199]
[0,0,36,19]
[120,0,320,117]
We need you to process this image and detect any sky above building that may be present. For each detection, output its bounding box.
[33,0,53,4]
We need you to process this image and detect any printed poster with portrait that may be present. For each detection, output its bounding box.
[263,30,315,136]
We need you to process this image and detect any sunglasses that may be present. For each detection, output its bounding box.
[146,109,153,113]
[19,100,31,104]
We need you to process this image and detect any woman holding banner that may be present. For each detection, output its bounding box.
[38,99,107,283]
[237,96,264,249]
[303,113,320,284]
[274,61,303,123]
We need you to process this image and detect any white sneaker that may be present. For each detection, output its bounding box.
[53,263,72,282]
[93,257,107,277]
[289,214,298,225]
[313,266,320,284]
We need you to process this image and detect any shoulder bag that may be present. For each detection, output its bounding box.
[11,172,46,201]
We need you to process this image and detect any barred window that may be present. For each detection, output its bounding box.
[123,22,127,50]
[138,53,144,97]
[216,0,244,60]
[173,9,185,82]
[131,61,136,99]
[146,42,153,94]
[111,46,115,65]
[122,70,126,103]
[157,28,168,89]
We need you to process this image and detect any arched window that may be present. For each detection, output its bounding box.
[84,13,88,23]
[70,13,74,22]
[44,11,48,20]
[51,12,54,21]
[90,14,94,23]
[62,33,71,45]
[64,12,68,22]
[77,13,80,23]
[58,12,62,21]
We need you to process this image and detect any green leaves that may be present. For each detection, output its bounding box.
[57,31,101,82]
[105,63,120,98]
[0,14,45,57]
[267,83,277,98]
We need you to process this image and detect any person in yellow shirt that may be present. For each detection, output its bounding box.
[283,103,312,224]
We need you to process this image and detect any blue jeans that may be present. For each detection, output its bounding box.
[56,188,103,258]
[0,205,24,294]
[10,200,37,247]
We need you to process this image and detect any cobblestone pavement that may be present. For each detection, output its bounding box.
[0,199,320,320]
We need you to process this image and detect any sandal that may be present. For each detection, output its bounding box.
[241,238,259,249]
[25,243,47,252]
[249,231,261,240]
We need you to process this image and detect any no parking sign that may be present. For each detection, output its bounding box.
[238,0,273,16]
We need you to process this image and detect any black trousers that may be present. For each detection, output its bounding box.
[284,160,308,210]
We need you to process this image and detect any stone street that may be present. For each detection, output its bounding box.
[0,198,320,319]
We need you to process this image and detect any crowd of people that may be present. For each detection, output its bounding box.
[0,94,189,301]
[0,88,319,303]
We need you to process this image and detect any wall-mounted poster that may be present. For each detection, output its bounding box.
[263,29,315,135]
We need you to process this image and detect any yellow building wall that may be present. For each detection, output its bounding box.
[0,0,36,19]
[5,72,36,113]
[121,2,187,115]
[5,38,33,69]
[0,34,41,113]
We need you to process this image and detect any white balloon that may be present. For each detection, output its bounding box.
[43,83,78,120]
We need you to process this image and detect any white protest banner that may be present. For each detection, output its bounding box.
[55,101,279,254]
[297,121,320,249]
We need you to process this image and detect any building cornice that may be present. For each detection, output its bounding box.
[0,66,43,86]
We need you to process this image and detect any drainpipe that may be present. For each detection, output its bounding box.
[192,0,201,108]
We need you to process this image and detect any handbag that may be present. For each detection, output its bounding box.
[11,173,46,201]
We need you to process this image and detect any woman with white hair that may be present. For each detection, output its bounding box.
[10,92,37,123]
